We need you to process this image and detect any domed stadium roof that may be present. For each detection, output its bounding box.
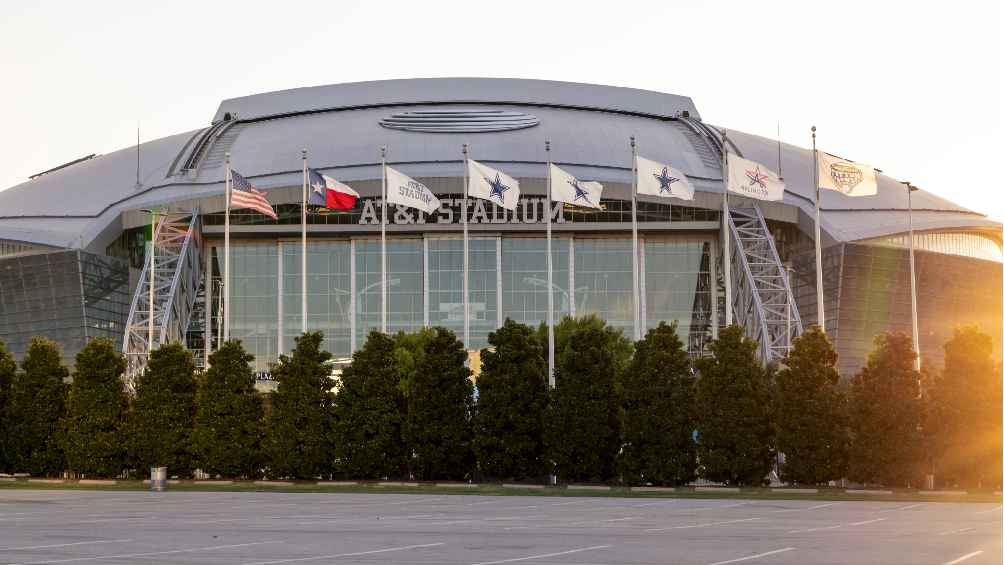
[0,78,998,253]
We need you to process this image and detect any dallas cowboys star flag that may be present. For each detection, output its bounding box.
[726,154,785,201]
[385,166,441,214]
[549,163,603,209]
[467,159,520,211]
[635,156,694,201]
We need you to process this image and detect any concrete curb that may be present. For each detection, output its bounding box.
[193,480,233,485]
[631,486,676,492]
[919,490,968,496]
[374,482,419,487]
[142,479,181,485]
[502,483,545,489]
[315,481,358,487]
[695,486,740,493]
[567,485,611,491]
[27,479,64,484]
[0,477,16,482]
[434,482,477,488]
[254,480,294,487]
[78,479,118,485]
[845,489,893,495]
[770,488,818,494]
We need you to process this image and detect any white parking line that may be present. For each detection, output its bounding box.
[878,503,922,513]
[770,502,840,513]
[942,550,983,565]
[788,517,886,534]
[937,527,975,536]
[974,505,1001,515]
[470,544,611,565]
[692,502,748,512]
[646,517,761,532]
[706,547,795,565]
[240,542,445,565]
[847,518,887,527]
[6,541,280,565]
[0,540,132,552]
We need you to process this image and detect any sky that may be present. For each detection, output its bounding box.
[0,1,1001,220]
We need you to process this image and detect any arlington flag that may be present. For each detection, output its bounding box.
[636,156,694,201]
[467,159,520,211]
[727,154,785,201]
[385,166,441,214]
[818,152,877,197]
[549,164,603,209]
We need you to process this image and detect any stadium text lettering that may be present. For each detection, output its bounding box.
[357,197,565,225]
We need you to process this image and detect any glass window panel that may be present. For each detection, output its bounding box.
[644,238,712,353]
[428,237,497,350]
[574,238,634,334]
[501,237,570,328]
[227,242,278,372]
[355,239,423,344]
[281,241,352,359]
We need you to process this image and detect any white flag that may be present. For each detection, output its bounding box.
[385,165,441,214]
[635,156,694,201]
[817,152,877,197]
[727,154,785,201]
[467,159,520,211]
[549,164,603,209]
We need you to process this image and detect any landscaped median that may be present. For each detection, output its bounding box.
[0,478,999,503]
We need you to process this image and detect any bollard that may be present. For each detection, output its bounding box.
[150,467,167,491]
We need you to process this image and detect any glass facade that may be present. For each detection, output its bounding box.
[209,233,715,369]
[0,250,129,367]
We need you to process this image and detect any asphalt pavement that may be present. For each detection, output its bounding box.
[0,490,1000,564]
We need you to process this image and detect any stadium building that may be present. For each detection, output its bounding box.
[0,78,1000,379]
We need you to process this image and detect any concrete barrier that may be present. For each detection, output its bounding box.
[254,480,294,487]
[567,485,611,491]
[433,482,478,488]
[919,490,968,496]
[695,486,740,493]
[78,479,118,485]
[194,480,234,485]
[315,481,358,487]
[631,486,676,492]
[375,481,419,487]
[27,479,64,484]
[502,483,545,489]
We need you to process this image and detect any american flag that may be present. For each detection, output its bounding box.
[229,169,277,219]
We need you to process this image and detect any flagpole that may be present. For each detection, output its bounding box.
[630,136,640,341]
[301,149,308,335]
[381,146,388,334]
[462,144,470,351]
[812,126,825,330]
[722,130,733,326]
[906,181,921,371]
[223,152,231,341]
[545,141,555,388]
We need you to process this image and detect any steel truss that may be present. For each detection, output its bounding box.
[122,211,202,383]
[727,206,803,362]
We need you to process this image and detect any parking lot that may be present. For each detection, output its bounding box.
[0,490,1000,564]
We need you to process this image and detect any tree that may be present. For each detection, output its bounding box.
[848,332,924,487]
[928,325,1002,489]
[546,315,625,483]
[0,340,16,472]
[4,337,68,476]
[265,332,335,480]
[129,342,197,477]
[474,319,548,481]
[61,338,128,477]
[405,327,473,481]
[194,340,263,479]
[695,325,775,486]
[775,325,850,485]
[620,322,696,486]
[333,331,408,479]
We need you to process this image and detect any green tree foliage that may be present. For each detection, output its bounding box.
[405,327,473,481]
[266,332,335,479]
[928,325,1002,488]
[620,322,696,486]
[0,340,16,472]
[194,340,263,478]
[61,338,128,477]
[4,337,68,476]
[546,315,625,483]
[848,332,924,487]
[129,342,197,477]
[775,326,850,485]
[333,331,408,479]
[474,319,548,481]
[695,325,775,486]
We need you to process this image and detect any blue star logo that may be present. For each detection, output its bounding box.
[484,173,510,203]
[746,166,769,190]
[654,167,679,194]
[569,179,591,204]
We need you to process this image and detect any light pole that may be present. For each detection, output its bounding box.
[904,181,921,372]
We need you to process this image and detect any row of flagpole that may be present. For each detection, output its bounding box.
[218,130,888,379]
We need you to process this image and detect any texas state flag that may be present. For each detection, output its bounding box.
[307,168,359,210]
